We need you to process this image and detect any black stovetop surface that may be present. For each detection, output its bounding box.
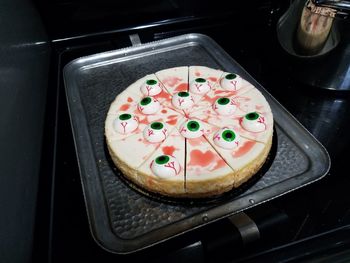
[33,1,350,262]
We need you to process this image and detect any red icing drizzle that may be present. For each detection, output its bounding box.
[161,76,182,87]
[233,141,256,158]
[208,77,217,82]
[175,83,188,92]
[119,103,130,111]
[190,113,212,125]
[188,149,214,167]
[138,116,149,125]
[166,118,178,125]
[187,138,202,146]
[161,109,167,114]
[188,149,227,171]
[155,90,171,100]
[239,117,244,126]
[195,72,200,77]
[213,159,227,170]
[166,114,179,125]
[235,96,251,104]
[141,138,158,147]
[214,90,235,95]
[162,146,176,156]
[127,97,133,102]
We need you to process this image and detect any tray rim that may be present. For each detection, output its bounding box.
[63,33,331,254]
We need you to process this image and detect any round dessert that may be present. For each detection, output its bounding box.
[105,66,274,198]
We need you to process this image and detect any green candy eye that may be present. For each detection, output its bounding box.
[146,79,157,85]
[245,112,259,121]
[155,155,170,165]
[140,97,152,106]
[222,130,236,142]
[225,73,237,80]
[195,78,206,83]
[119,113,132,120]
[213,128,240,149]
[115,113,138,134]
[178,91,190,97]
[180,119,203,139]
[217,97,230,105]
[151,155,180,177]
[187,120,200,131]
[150,122,164,130]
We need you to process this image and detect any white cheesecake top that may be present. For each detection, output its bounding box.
[105,66,273,197]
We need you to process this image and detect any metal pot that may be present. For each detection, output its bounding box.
[277,0,350,90]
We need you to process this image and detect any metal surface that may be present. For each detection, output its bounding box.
[313,0,350,18]
[229,213,260,244]
[63,33,330,254]
[277,0,350,90]
[277,0,341,57]
[129,34,141,46]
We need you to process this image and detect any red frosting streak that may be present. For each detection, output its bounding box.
[202,95,217,104]
[208,77,217,82]
[127,97,133,102]
[119,103,130,111]
[233,141,256,158]
[188,149,215,167]
[161,76,182,87]
[214,90,235,95]
[213,158,227,170]
[166,118,177,125]
[187,138,202,146]
[175,83,188,92]
[161,109,167,114]
[155,90,171,100]
[195,72,201,77]
[138,116,149,124]
[162,146,176,156]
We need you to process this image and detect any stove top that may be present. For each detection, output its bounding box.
[32,1,350,262]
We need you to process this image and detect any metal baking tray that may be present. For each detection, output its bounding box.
[63,33,330,254]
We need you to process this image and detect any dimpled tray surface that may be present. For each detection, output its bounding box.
[63,34,330,254]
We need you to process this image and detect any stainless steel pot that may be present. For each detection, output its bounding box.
[277,0,350,90]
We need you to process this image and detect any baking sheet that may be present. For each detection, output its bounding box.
[63,33,330,254]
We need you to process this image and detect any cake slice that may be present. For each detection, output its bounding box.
[155,66,189,94]
[188,66,223,99]
[205,127,272,187]
[180,118,236,197]
[184,66,223,115]
[136,124,186,197]
[107,131,162,183]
